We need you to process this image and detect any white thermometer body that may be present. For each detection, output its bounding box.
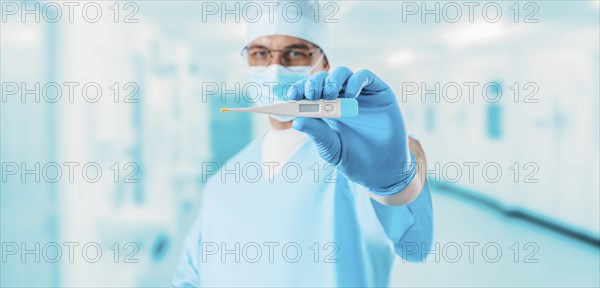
[221,99,358,118]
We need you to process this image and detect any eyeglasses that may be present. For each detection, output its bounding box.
[241,45,322,70]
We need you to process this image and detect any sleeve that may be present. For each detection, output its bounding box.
[369,181,434,262]
[171,214,203,288]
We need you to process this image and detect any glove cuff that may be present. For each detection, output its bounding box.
[367,151,418,197]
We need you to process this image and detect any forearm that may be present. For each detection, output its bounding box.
[369,137,427,206]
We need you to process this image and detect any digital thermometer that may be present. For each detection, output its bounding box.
[220,99,358,118]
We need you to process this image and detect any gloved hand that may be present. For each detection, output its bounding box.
[289,67,416,196]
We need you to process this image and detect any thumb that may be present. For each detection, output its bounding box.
[293,118,341,164]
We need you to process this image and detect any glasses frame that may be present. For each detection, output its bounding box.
[240,45,323,70]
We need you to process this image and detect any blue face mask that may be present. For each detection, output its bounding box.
[247,64,312,122]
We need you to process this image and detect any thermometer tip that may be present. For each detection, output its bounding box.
[220,108,229,112]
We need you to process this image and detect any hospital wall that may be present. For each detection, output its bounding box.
[1,1,598,287]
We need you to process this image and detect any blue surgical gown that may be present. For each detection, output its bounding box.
[173,134,433,287]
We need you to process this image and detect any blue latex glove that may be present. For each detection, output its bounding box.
[289,67,416,196]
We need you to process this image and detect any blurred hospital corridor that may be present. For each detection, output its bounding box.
[391,185,599,287]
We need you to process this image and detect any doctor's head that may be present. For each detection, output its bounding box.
[242,1,331,123]
[242,0,330,73]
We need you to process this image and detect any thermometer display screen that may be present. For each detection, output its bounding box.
[299,104,320,112]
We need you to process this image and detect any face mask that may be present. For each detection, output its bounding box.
[247,64,312,122]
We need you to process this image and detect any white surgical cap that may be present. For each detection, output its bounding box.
[244,0,331,60]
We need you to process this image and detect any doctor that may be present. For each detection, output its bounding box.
[173,1,433,287]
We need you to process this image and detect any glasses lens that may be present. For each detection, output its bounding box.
[242,46,320,69]
[246,47,271,67]
[281,48,312,67]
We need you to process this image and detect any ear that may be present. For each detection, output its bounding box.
[323,56,330,72]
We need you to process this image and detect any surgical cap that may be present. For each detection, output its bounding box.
[244,0,332,61]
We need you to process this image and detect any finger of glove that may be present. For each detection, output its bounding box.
[344,69,389,98]
[304,71,329,100]
[287,78,307,100]
[323,66,353,100]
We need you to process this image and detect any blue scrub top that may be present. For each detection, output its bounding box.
[173,135,433,287]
